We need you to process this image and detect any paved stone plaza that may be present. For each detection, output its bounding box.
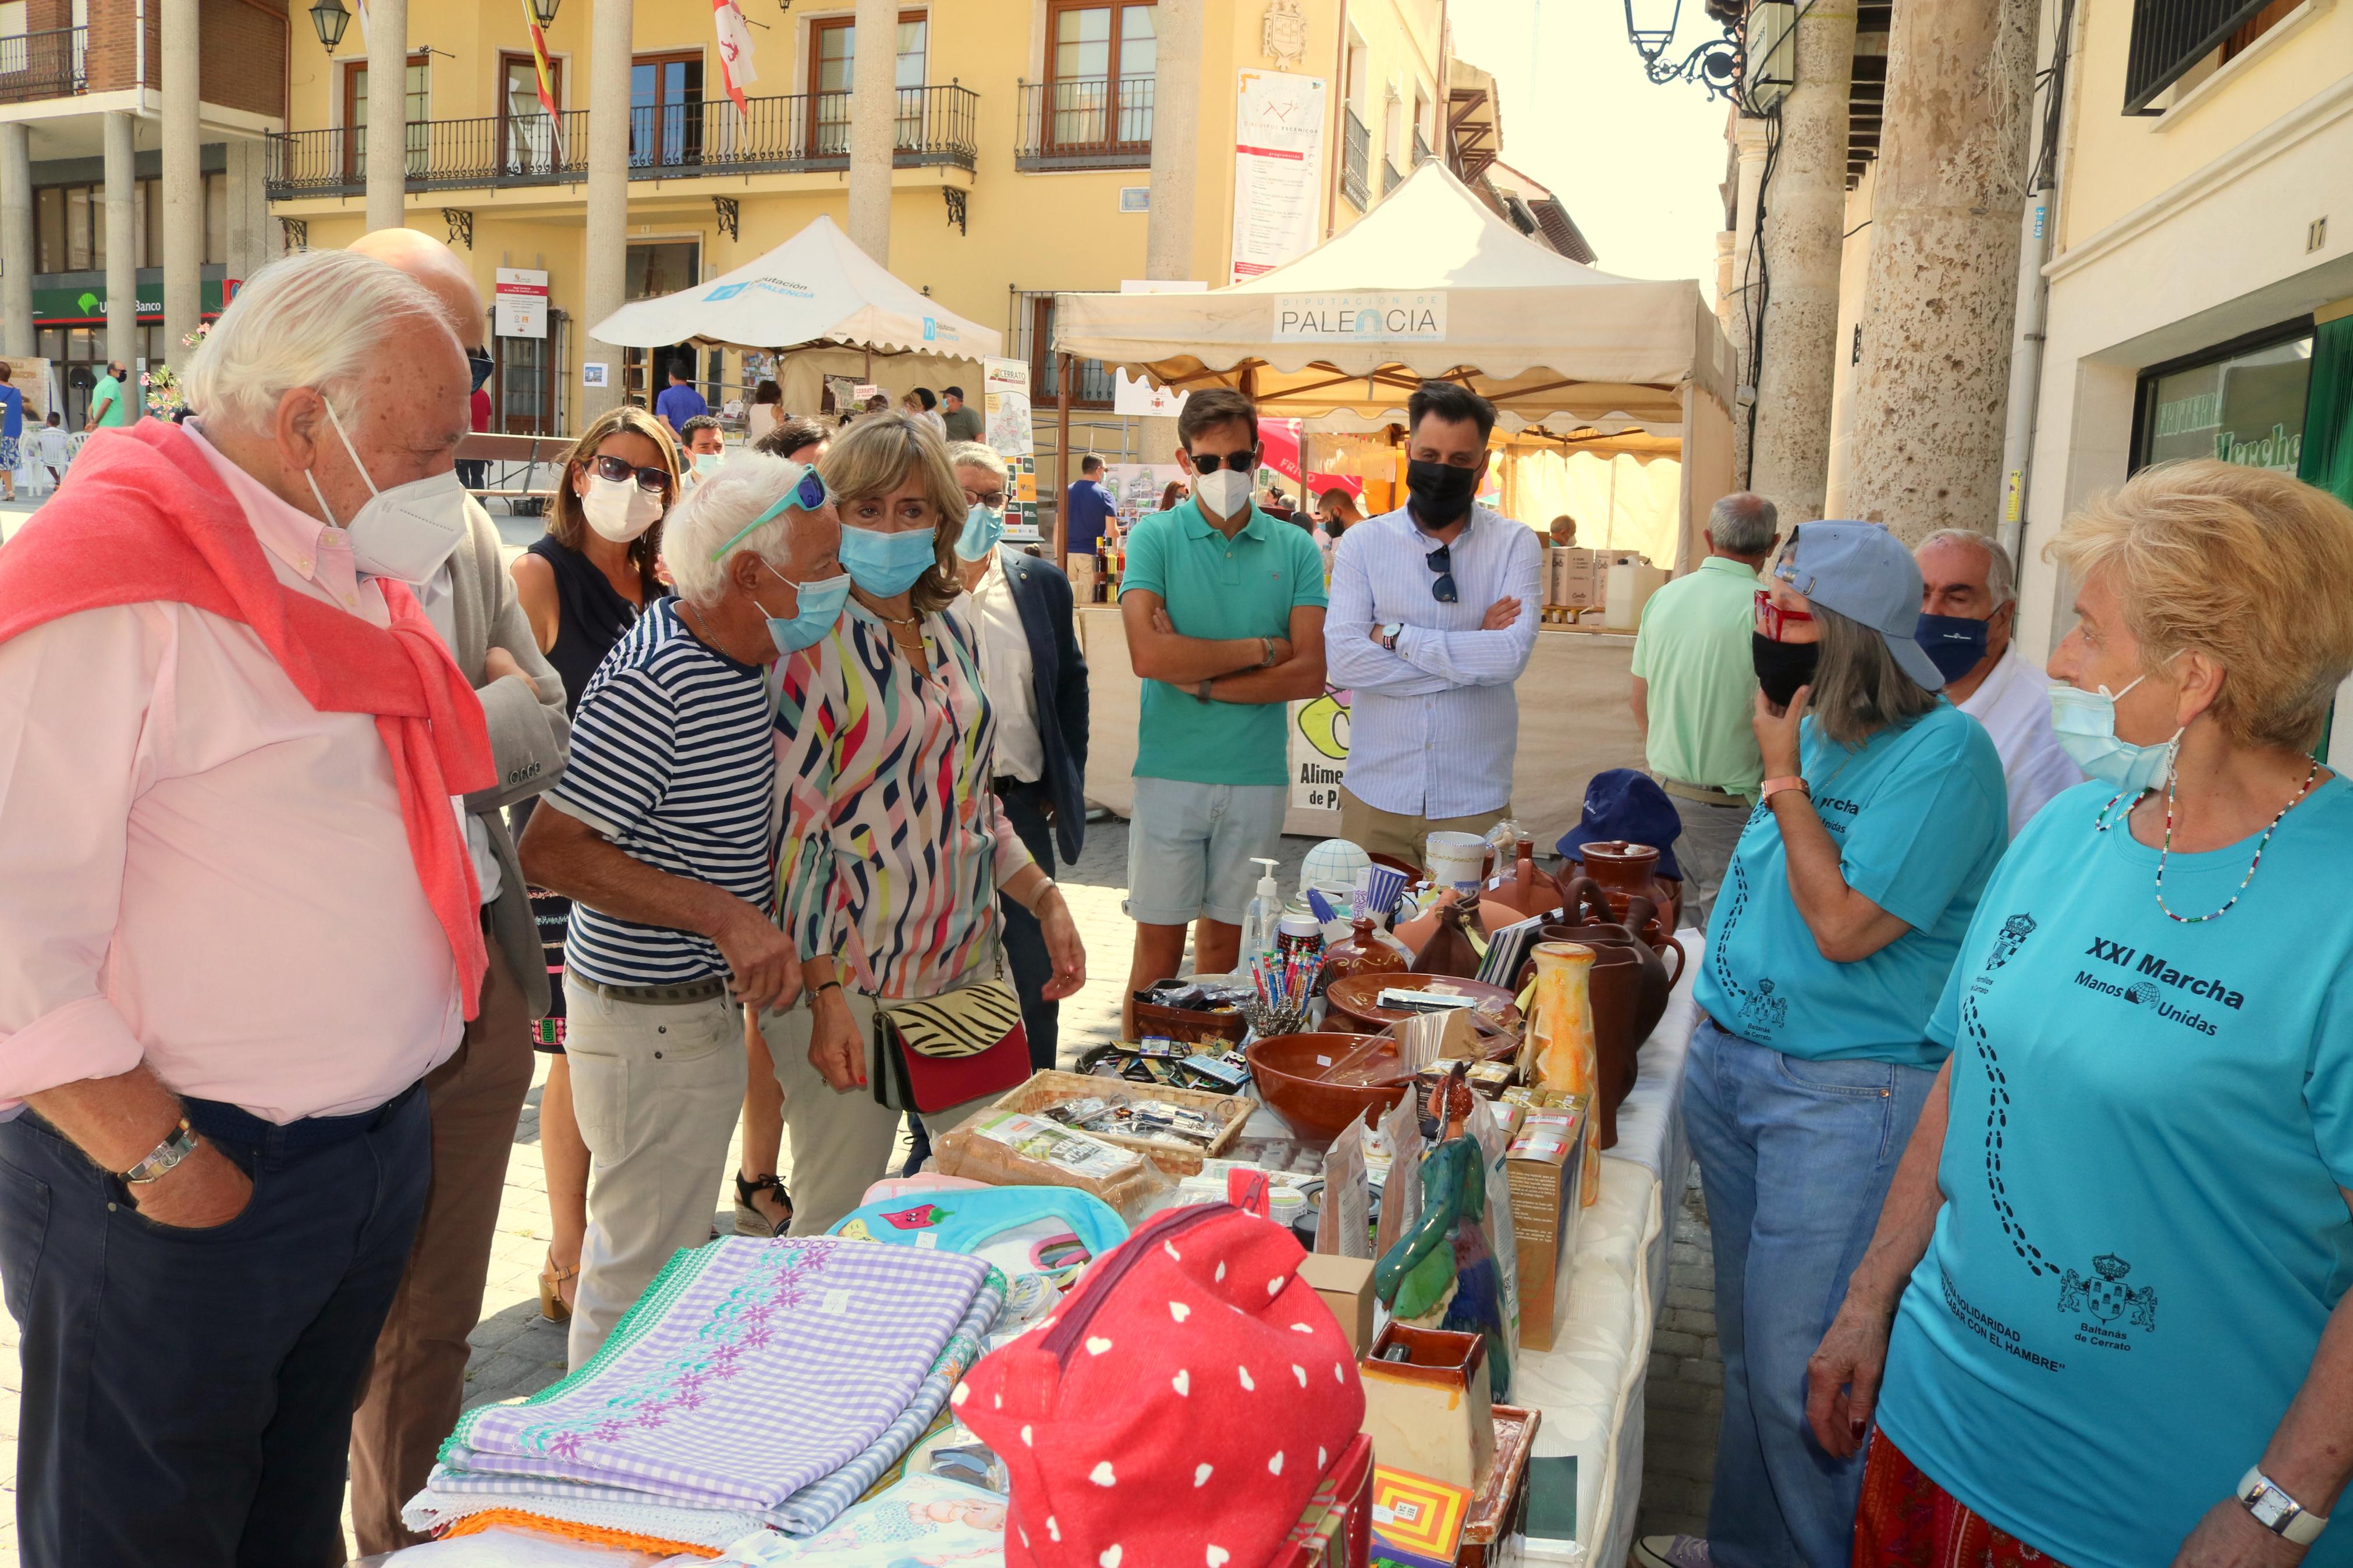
[0,821,1723,1563]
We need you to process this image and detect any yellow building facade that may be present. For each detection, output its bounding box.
[267,0,1451,433]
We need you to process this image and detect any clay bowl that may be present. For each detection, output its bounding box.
[1323,972,1523,1036]
[1245,1032,1411,1143]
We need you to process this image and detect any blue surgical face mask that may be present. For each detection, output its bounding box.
[2047,657,2182,795]
[839,522,940,598]
[954,501,1006,561]
[757,569,852,655]
[1914,612,1990,683]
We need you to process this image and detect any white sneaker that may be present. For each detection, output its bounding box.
[1632,1537,1714,1568]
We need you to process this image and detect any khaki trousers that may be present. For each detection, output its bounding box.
[762,990,1000,1238]
[348,941,537,1555]
[562,980,747,1369]
[1337,784,1513,869]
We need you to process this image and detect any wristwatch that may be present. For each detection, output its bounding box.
[1195,678,1214,704]
[1380,622,1404,652]
[2240,1468,2329,1545]
[122,1118,201,1189]
[1759,776,1809,805]
[1259,635,1279,668]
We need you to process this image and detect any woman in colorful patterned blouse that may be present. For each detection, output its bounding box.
[762,414,1087,1233]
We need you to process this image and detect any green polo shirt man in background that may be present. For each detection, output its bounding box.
[1116,387,1328,1036]
[84,360,134,431]
[1627,490,1780,928]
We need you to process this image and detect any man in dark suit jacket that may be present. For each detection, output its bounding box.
[948,442,1089,1069]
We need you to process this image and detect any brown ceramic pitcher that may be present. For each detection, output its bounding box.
[1543,877,1687,1046]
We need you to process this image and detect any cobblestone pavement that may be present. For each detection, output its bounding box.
[0,824,1720,1564]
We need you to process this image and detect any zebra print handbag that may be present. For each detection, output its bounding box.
[869,970,1031,1114]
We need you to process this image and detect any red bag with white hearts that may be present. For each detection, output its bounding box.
[955,1203,1368,1568]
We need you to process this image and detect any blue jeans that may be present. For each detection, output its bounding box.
[1684,1018,1936,1568]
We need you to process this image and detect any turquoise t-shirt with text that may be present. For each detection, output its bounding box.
[1693,701,2007,1066]
[1117,499,1328,787]
[1878,776,2353,1568]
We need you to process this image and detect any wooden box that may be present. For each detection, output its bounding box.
[1456,1406,1541,1568]
[989,1068,1257,1176]
[1130,998,1252,1048]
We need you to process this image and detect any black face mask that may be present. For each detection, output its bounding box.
[1406,459,1479,526]
[1752,632,1820,709]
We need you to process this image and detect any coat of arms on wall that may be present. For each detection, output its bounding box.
[1263,0,1309,69]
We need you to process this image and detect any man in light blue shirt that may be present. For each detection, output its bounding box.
[1325,381,1543,862]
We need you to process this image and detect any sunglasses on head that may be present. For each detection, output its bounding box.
[1186,446,1259,474]
[707,465,831,561]
[592,452,672,493]
[1755,588,1815,640]
[1425,541,1457,605]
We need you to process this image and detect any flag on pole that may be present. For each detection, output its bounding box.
[350,0,370,48]
[520,0,566,164]
[712,0,758,118]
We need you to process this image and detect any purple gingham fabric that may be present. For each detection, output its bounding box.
[444,1237,991,1512]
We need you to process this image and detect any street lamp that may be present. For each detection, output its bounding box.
[308,0,350,53]
[1621,0,1742,98]
[528,0,560,26]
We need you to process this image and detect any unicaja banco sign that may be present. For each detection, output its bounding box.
[1270,292,1447,343]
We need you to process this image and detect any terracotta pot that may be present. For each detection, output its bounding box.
[1391,887,1457,957]
[1324,916,1409,987]
[1577,841,1661,921]
[1481,838,1550,923]
[1323,972,1523,1036]
[1244,1031,1410,1143]
[1410,899,1482,980]
[1542,878,1688,1047]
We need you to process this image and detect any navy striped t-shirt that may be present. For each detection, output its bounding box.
[546,597,776,987]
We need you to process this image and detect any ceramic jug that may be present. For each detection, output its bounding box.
[1324,915,1410,987]
[1545,877,1687,1046]
[1524,942,1602,1208]
[1408,898,1482,980]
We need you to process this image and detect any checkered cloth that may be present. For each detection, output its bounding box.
[436,1237,998,1517]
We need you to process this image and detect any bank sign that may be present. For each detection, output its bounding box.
[33,278,235,323]
[1270,291,1447,343]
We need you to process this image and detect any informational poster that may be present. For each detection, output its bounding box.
[1112,371,1188,418]
[984,355,1039,544]
[1287,684,1352,809]
[1230,70,1329,284]
[494,267,549,339]
[1103,463,1188,523]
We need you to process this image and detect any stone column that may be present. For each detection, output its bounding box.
[846,0,897,263]
[365,0,409,233]
[221,138,279,284]
[1727,114,1769,485]
[105,112,139,381]
[161,0,200,357]
[1138,0,1202,463]
[1713,230,1736,334]
[1748,0,1856,523]
[1842,0,2036,540]
[579,0,633,424]
[0,124,31,358]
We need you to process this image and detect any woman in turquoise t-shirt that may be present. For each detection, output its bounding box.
[1662,522,2007,1568]
[1808,462,2353,1568]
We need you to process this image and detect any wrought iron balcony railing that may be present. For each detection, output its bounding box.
[1013,76,1154,171]
[1341,106,1371,211]
[0,26,86,105]
[266,83,978,200]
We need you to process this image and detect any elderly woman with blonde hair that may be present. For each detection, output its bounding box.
[1809,460,2353,1568]
[758,414,1087,1233]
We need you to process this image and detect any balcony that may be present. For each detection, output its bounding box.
[265,83,978,200]
[0,26,86,105]
[1341,106,1371,211]
[1383,157,1403,195]
[1014,76,1154,172]
[1412,129,1433,167]
[2123,0,2273,111]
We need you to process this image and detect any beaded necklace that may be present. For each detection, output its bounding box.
[2093,754,2320,923]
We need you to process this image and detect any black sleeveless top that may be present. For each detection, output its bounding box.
[528,534,661,714]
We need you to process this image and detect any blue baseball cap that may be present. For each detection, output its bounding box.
[1774,521,1945,692]
[1556,769,1683,882]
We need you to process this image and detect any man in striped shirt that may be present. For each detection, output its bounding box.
[1325,382,1543,862]
[519,452,840,1366]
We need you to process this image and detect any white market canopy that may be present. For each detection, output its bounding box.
[588,215,1002,361]
[1051,161,1732,434]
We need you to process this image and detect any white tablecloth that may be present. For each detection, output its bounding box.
[1510,931,1703,1568]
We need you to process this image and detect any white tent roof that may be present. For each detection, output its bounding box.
[1052,162,1731,431]
[588,215,1002,360]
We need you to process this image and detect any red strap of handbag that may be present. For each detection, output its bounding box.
[957,1204,1368,1568]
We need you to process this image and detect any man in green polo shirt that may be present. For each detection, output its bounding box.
[84,360,134,431]
[1116,387,1328,1034]
[1627,490,1778,927]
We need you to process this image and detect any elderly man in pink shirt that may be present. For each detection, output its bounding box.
[0,247,489,1565]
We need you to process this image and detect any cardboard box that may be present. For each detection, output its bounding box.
[1300,1252,1377,1353]
[1507,1099,1589,1353]
[1543,546,1599,609]
[1603,560,1670,630]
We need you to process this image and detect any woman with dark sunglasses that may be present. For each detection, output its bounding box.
[507,404,682,1321]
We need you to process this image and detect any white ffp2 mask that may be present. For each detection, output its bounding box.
[304,399,471,583]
